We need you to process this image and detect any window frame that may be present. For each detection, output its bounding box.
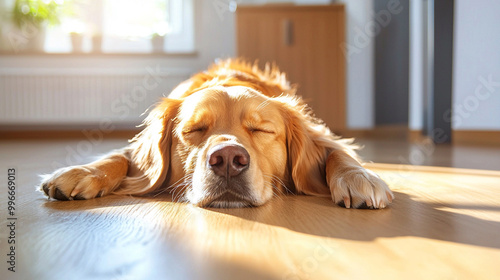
[0,0,195,55]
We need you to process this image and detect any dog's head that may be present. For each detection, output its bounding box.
[120,84,345,208]
[119,61,352,208]
[172,86,290,207]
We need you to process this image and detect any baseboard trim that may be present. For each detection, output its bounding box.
[343,127,500,146]
[3,127,498,146]
[340,125,409,140]
[453,130,500,146]
[408,129,425,142]
[0,129,140,140]
[343,128,500,146]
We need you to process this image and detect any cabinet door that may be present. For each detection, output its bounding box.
[237,6,346,132]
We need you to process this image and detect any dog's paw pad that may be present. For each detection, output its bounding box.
[42,183,50,196]
[73,193,87,200]
[53,187,71,201]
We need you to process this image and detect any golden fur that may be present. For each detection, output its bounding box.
[41,59,394,209]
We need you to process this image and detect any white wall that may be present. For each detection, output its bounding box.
[408,0,424,131]
[338,0,375,129]
[1,0,378,130]
[453,0,500,130]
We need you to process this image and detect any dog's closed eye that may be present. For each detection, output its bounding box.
[182,125,208,134]
[247,126,275,134]
[245,119,276,135]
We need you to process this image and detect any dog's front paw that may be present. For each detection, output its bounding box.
[329,168,394,209]
[40,166,111,201]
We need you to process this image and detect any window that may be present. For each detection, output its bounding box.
[0,0,194,54]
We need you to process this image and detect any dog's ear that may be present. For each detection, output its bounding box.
[275,96,358,197]
[115,98,182,195]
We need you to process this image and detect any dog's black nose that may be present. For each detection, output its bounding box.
[208,144,250,178]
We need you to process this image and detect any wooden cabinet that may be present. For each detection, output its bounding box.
[236,5,346,132]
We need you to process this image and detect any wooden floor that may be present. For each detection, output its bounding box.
[1,138,500,280]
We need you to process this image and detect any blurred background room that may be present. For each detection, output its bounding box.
[1,2,500,279]
[0,0,499,170]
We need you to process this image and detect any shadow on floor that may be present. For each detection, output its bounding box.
[209,191,500,249]
[41,189,500,250]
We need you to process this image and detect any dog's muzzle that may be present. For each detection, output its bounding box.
[205,143,253,207]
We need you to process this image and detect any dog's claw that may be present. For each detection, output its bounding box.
[365,199,373,208]
[386,191,393,203]
[343,197,351,209]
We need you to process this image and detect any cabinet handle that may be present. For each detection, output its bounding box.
[282,19,293,46]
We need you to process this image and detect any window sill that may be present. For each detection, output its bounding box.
[0,51,198,58]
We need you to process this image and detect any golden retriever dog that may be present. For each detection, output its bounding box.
[41,59,394,209]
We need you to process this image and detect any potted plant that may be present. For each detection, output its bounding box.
[150,22,169,53]
[151,32,165,53]
[12,0,62,52]
[69,31,83,53]
[91,32,102,53]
